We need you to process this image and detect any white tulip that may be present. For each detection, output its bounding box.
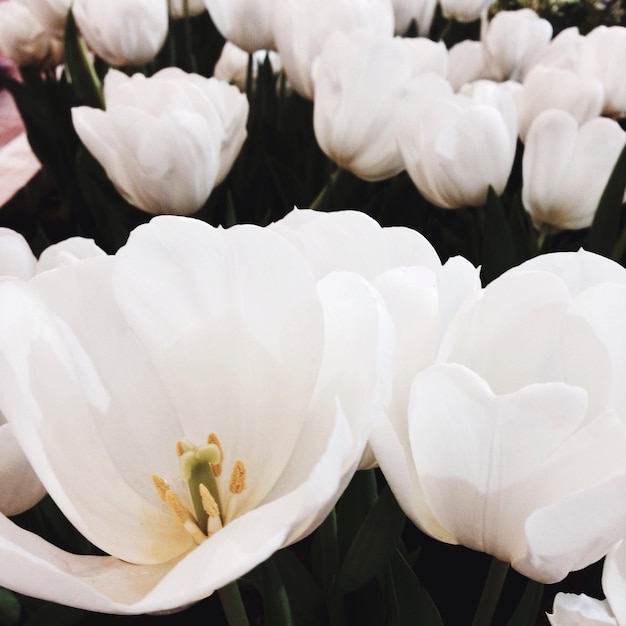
[213,42,282,92]
[447,40,492,91]
[0,1,62,68]
[15,0,71,39]
[522,109,626,231]
[312,30,450,181]
[372,250,626,583]
[204,0,276,52]
[578,26,626,119]
[0,229,105,516]
[270,208,481,468]
[272,0,395,99]
[72,0,169,66]
[482,9,553,82]
[516,64,604,141]
[72,68,249,215]
[0,216,391,612]
[398,90,518,208]
[390,0,437,36]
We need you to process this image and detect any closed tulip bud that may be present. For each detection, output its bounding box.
[398,91,517,208]
[390,0,437,36]
[483,9,553,82]
[204,0,276,52]
[72,0,169,67]
[439,0,494,23]
[516,64,604,141]
[168,0,205,19]
[72,68,249,215]
[14,0,71,39]
[0,1,62,68]
[313,30,450,181]
[522,109,626,232]
[273,0,395,100]
[579,26,626,119]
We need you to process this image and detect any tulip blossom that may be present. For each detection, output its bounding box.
[270,208,481,468]
[0,1,62,68]
[72,68,249,215]
[548,541,626,625]
[536,27,586,73]
[15,0,71,39]
[390,0,437,36]
[272,0,394,99]
[168,0,205,19]
[439,0,494,23]
[522,109,626,231]
[312,30,450,181]
[72,0,168,66]
[578,26,626,119]
[482,9,553,82]
[397,89,518,208]
[0,216,392,612]
[0,229,105,516]
[447,40,492,91]
[372,250,626,583]
[204,0,276,52]
[515,64,604,141]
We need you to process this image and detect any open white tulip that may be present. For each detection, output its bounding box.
[270,208,481,468]
[272,0,394,99]
[522,109,626,231]
[312,30,450,181]
[72,0,168,66]
[0,216,391,612]
[72,68,248,215]
[372,250,626,583]
[0,230,105,516]
[398,90,517,208]
[204,0,277,52]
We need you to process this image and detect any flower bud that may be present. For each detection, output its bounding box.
[15,0,71,39]
[168,0,205,19]
[522,109,626,231]
[72,0,169,67]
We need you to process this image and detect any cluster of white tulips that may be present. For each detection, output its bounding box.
[0,0,625,624]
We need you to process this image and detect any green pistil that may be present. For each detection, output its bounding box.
[179,442,222,531]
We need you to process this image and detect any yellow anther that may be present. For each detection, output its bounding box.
[229,460,247,494]
[176,441,185,458]
[199,484,223,537]
[207,433,223,477]
[199,483,220,519]
[152,474,169,500]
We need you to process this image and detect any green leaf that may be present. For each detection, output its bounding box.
[64,10,104,109]
[260,558,294,626]
[481,187,519,286]
[385,549,443,626]
[587,143,626,258]
[272,550,323,625]
[333,485,405,595]
[505,581,544,626]
[0,588,20,626]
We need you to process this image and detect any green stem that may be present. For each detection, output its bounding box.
[471,558,509,626]
[537,223,552,252]
[611,225,626,262]
[320,509,346,626]
[218,581,250,626]
[309,168,343,211]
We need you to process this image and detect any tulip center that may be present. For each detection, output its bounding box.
[152,433,247,543]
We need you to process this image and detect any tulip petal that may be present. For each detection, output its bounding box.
[548,593,617,626]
